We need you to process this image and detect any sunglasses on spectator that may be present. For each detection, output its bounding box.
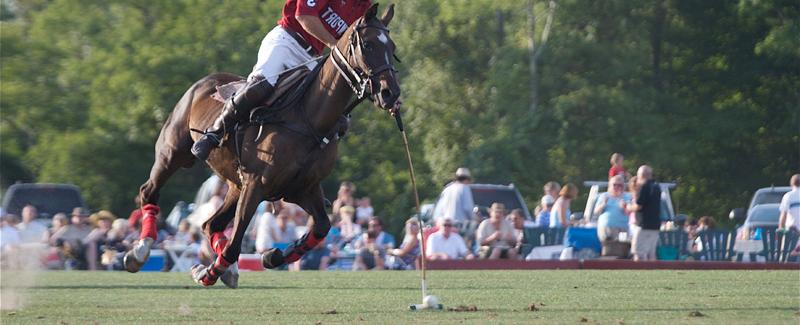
[613,183,624,187]
[443,224,453,228]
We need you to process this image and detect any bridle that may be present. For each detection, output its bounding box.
[330,18,399,104]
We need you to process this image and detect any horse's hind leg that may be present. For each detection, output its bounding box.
[124,97,196,273]
[193,175,262,287]
[262,185,330,268]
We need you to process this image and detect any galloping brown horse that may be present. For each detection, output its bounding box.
[123,4,400,285]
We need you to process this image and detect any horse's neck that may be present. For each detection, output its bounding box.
[303,56,353,135]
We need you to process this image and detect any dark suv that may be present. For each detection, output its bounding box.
[2,183,88,219]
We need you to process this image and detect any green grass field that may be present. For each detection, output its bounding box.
[1,270,798,324]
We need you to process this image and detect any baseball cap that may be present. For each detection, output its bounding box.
[455,167,471,179]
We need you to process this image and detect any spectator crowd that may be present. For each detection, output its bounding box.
[2,153,798,271]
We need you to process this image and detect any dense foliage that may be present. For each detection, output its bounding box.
[2,0,797,234]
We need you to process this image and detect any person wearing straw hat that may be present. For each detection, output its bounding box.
[85,210,117,270]
[476,203,518,259]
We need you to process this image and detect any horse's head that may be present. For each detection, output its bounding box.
[333,3,401,110]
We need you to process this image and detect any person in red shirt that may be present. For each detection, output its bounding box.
[608,152,626,178]
[191,0,372,161]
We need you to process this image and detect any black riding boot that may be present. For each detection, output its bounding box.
[191,78,275,161]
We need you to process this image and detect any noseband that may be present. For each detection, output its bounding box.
[330,21,398,103]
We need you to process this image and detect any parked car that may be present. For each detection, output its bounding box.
[729,186,791,227]
[426,183,533,221]
[579,181,680,223]
[1,183,88,219]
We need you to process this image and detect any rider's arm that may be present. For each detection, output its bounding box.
[296,15,338,48]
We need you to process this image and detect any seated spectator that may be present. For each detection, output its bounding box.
[1,214,21,267]
[536,195,555,227]
[17,205,48,244]
[84,210,116,270]
[272,209,298,244]
[595,175,632,243]
[507,209,526,254]
[172,219,194,245]
[426,218,474,260]
[338,205,361,247]
[100,218,131,270]
[476,203,518,260]
[300,237,332,270]
[353,217,395,270]
[355,197,374,227]
[387,217,421,270]
[51,207,93,270]
[551,184,578,228]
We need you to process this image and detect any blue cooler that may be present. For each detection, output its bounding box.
[564,227,602,253]
[140,249,165,272]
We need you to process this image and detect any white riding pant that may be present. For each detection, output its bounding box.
[249,26,318,85]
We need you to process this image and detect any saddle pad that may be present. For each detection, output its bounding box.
[211,68,311,107]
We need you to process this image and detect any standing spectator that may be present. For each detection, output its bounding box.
[387,218,421,270]
[535,182,562,216]
[630,165,662,261]
[476,203,518,260]
[595,175,632,243]
[608,153,626,178]
[778,174,800,232]
[332,181,356,217]
[353,217,395,270]
[17,205,48,244]
[433,167,475,225]
[627,176,641,232]
[355,197,374,227]
[551,184,578,228]
[338,205,362,246]
[536,195,555,227]
[426,218,474,260]
[255,202,277,254]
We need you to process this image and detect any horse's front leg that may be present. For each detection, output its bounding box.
[262,184,330,269]
[192,174,262,288]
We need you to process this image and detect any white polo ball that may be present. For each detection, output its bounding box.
[423,295,439,308]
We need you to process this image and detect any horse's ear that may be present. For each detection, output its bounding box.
[365,3,379,20]
[380,3,394,26]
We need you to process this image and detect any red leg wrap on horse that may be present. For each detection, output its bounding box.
[210,232,228,256]
[139,204,160,241]
[284,232,324,264]
[214,254,232,269]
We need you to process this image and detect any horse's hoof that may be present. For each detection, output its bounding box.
[123,237,154,273]
[190,264,217,287]
[220,263,239,289]
[262,248,285,269]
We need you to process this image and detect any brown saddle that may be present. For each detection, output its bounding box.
[211,67,310,108]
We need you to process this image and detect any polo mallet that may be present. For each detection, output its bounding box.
[390,107,444,311]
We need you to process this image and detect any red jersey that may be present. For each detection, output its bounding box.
[608,165,626,178]
[278,0,372,55]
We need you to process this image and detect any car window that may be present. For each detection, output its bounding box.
[3,187,84,218]
[753,191,788,205]
[749,207,780,223]
[470,188,524,212]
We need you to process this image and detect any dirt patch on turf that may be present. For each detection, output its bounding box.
[448,305,478,312]
[322,309,338,315]
[689,311,706,317]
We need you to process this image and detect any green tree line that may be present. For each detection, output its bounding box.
[1,0,798,235]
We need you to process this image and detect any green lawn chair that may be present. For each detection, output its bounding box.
[697,230,735,261]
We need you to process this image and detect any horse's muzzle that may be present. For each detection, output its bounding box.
[376,81,401,110]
